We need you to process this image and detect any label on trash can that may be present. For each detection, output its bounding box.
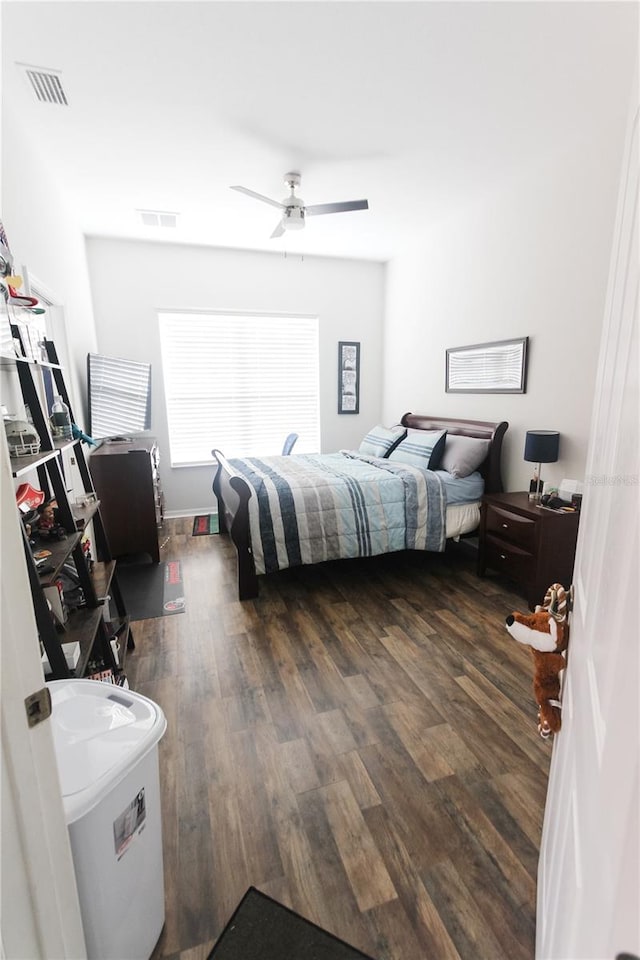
[113,788,146,859]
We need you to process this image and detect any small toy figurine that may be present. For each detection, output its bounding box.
[505,583,572,739]
[81,536,94,571]
[20,508,39,547]
[36,499,67,541]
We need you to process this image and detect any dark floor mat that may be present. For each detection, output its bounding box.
[208,887,376,960]
[117,559,185,620]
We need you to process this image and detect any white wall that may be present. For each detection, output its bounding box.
[85,238,385,514]
[1,104,98,416]
[383,130,628,493]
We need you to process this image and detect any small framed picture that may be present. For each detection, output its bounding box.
[338,341,360,414]
[9,321,29,358]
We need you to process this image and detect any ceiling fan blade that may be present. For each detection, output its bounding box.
[305,199,369,217]
[270,220,286,239]
[230,185,284,210]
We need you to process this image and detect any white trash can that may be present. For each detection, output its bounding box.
[47,679,167,960]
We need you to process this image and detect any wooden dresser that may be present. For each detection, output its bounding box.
[89,438,164,563]
[478,491,580,609]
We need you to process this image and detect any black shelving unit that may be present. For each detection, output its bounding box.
[3,336,134,680]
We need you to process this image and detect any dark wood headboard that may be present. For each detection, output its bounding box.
[400,413,509,494]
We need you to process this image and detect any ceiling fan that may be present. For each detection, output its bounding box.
[230,172,369,238]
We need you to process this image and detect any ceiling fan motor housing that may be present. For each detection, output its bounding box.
[284,171,301,190]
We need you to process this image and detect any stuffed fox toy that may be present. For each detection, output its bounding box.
[505,583,572,739]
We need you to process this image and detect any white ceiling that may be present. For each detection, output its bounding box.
[2,1,637,261]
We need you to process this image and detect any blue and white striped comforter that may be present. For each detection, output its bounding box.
[228,451,446,576]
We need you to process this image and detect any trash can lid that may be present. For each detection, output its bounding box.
[47,680,167,822]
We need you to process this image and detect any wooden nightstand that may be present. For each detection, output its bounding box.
[478,491,580,609]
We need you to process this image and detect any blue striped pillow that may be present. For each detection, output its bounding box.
[387,430,447,470]
[359,425,407,458]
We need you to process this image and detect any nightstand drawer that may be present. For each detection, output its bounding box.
[485,504,536,551]
[484,534,534,583]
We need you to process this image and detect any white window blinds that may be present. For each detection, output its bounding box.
[158,312,320,466]
[88,353,152,439]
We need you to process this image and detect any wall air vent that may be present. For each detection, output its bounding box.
[18,63,68,105]
[137,210,179,228]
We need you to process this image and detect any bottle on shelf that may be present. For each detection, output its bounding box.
[51,395,73,440]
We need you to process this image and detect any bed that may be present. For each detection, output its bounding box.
[212,413,508,600]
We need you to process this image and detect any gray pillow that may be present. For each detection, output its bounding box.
[440,434,491,478]
[387,430,447,470]
[359,425,407,458]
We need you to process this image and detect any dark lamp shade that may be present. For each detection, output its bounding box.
[524,430,560,464]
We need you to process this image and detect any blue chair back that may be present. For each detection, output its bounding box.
[282,433,299,455]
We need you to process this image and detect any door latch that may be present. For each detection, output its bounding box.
[24,687,52,728]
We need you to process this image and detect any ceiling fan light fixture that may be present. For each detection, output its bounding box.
[283,208,305,231]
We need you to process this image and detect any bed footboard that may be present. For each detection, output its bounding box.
[211,449,258,599]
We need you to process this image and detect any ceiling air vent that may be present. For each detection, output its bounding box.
[18,64,68,105]
[137,210,179,228]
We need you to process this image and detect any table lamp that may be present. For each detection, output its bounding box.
[524,430,559,501]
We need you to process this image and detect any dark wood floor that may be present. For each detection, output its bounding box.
[130,518,550,960]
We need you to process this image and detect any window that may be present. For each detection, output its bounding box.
[158,311,320,466]
[87,353,152,439]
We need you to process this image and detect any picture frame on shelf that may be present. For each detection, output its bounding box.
[9,321,29,359]
[338,341,360,414]
[26,324,43,362]
[11,320,40,361]
[9,316,49,365]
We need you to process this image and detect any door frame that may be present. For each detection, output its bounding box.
[1,428,86,957]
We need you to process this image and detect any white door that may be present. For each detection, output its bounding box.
[536,73,639,959]
[0,437,86,958]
